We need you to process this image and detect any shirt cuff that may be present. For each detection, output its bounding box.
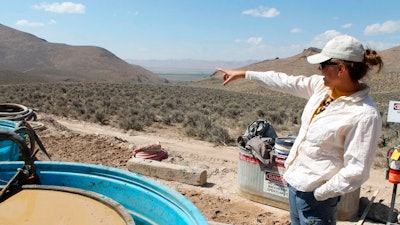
[313,186,327,201]
[245,71,251,80]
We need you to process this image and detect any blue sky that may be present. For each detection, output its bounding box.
[1,1,400,61]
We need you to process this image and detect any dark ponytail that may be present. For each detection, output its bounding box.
[337,48,384,82]
[364,49,383,74]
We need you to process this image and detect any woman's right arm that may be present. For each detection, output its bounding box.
[216,68,246,85]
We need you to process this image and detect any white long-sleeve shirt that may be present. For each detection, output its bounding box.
[246,71,382,201]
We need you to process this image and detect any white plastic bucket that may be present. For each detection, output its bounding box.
[274,137,295,158]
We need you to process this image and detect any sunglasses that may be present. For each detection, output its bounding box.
[319,61,338,70]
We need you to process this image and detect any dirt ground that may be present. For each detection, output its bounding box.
[31,113,398,225]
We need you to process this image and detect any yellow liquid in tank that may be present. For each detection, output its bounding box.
[0,189,127,225]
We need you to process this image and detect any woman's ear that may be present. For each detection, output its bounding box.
[337,63,347,74]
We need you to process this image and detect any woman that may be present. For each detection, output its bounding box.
[218,35,383,225]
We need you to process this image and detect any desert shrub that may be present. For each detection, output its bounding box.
[118,115,144,131]
[162,99,177,110]
[224,102,242,117]
[94,110,107,125]
[150,99,163,108]
[183,112,234,145]
[161,116,172,125]
[183,111,202,128]
[207,125,234,145]
[0,79,398,148]
[256,109,265,117]
[268,110,284,125]
[162,111,185,125]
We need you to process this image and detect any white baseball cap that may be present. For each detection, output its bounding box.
[307,35,365,64]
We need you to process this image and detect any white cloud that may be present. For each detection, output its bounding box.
[235,37,263,45]
[242,6,280,18]
[364,20,400,35]
[15,19,44,27]
[342,23,352,29]
[311,30,342,47]
[290,28,302,33]
[363,40,399,51]
[247,37,263,45]
[33,2,85,14]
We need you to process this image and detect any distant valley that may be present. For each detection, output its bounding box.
[125,59,259,82]
[126,59,258,74]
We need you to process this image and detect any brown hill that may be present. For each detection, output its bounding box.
[190,48,323,94]
[0,23,166,84]
[379,45,400,74]
[194,45,400,95]
[0,70,59,84]
[212,46,400,78]
[237,47,321,75]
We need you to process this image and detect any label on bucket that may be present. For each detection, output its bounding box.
[263,171,288,198]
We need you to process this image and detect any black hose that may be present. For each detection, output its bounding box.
[0,109,50,199]
[13,121,51,161]
[0,103,37,121]
[0,131,41,200]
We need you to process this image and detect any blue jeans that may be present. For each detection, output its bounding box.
[288,183,340,225]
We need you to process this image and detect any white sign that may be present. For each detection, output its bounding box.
[387,101,400,123]
[263,171,289,198]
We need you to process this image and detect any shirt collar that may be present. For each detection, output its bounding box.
[338,85,370,103]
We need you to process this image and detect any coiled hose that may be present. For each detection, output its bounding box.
[132,142,168,161]
[0,103,37,121]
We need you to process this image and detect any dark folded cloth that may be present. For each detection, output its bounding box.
[245,136,274,165]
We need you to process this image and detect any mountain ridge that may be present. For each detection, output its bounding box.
[1,23,399,85]
[0,23,166,84]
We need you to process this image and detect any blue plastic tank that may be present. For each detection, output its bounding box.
[0,161,208,225]
[0,120,21,161]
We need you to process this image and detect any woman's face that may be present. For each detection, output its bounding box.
[319,61,340,89]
